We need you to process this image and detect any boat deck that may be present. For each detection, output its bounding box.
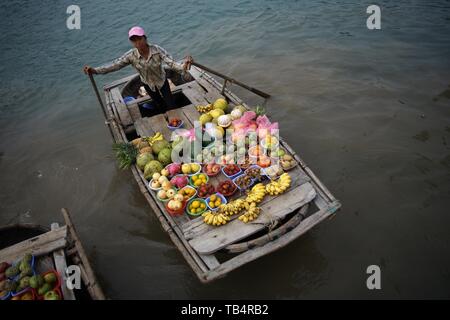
[100,65,341,282]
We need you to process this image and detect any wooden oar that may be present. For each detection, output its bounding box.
[87,73,107,118]
[86,73,118,139]
[190,61,271,99]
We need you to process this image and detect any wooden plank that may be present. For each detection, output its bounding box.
[189,182,317,255]
[314,193,329,210]
[103,73,139,90]
[134,118,153,137]
[110,87,133,126]
[0,226,68,262]
[189,67,225,103]
[127,102,142,121]
[203,202,341,282]
[146,114,172,141]
[51,223,76,300]
[182,82,209,106]
[181,104,201,125]
[199,254,220,270]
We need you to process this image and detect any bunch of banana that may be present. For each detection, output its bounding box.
[196,104,213,113]
[265,173,291,196]
[143,132,163,146]
[202,210,230,226]
[238,202,261,223]
[245,183,266,203]
[218,199,246,216]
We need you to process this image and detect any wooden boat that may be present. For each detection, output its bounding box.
[94,64,341,283]
[0,208,105,300]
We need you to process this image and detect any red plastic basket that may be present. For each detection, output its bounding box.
[165,200,187,216]
[35,287,63,301]
[33,270,63,300]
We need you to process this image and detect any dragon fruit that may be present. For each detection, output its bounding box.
[167,163,181,176]
[171,175,188,189]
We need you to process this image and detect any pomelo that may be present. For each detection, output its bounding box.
[209,108,225,119]
[158,148,172,166]
[213,98,228,112]
[136,152,154,170]
[152,139,169,155]
[199,113,213,125]
[144,160,163,180]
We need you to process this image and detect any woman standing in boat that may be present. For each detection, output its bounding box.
[83,26,193,112]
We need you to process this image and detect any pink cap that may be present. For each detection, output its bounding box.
[128,26,145,39]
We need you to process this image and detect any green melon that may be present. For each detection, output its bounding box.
[152,139,169,155]
[144,160,163,180]
[136,152,154,170]
[158,148,172,166]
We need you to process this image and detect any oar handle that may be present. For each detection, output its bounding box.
[191,61,271,99]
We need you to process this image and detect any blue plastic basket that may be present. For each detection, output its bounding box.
[123,96,135,105]
[0,291,10,300]
[10,255,37,297]
[244,165,265,181]
[221,165,242,180]
[232,175,256,192]
[7,255,35,281]
[168,120,184,131]
[205,193,227,211]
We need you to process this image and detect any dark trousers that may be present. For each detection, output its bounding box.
[143,79,175,113]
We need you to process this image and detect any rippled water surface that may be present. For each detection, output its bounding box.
[1,0,449,298]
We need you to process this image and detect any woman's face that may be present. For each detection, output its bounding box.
[130,36,147,50]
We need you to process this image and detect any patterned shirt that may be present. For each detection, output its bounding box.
[94,44,184,91]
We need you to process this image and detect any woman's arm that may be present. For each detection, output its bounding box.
[93,50,133,74]
[154,45,186,74]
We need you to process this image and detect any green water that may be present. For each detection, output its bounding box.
[1,0,449,298]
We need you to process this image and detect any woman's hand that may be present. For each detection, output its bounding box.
[183,56,193,71]
[83,65,97,75]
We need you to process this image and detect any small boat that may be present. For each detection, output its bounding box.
[0,208,105,300]
[94,63,341,283]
